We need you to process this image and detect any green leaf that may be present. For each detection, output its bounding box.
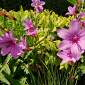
[49,16,54,30]
[0,53,12,72]
[4,64,11,75]
[19,77,28,85]
[0,72,10,85]
[79,66,85,74]
[67,0,76,5]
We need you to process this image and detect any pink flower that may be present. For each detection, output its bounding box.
[26,28,39,37]
[57,19,85,60]
[79,12,85,17]
[18,36,32,52]
[23,19,40,37]
[82,0,85,4]
[66,4,76,15]
[22,19,34,30]
[51,36,54,41]
[0,30,21,59]
[31,0,45,12]
[57,50,77,64]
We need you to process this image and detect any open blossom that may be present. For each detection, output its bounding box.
[26,28,39,37]
[66,4,76,15]
[22,19,40,37]
[22,19,34,30]
[18,36,32,55]
[57,50,77,64]
[31,0,45,12]
[57,19,85,60]
[0,30,21,59]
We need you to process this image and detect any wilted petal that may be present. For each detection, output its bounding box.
[58,40,71,50]
[57,28,70,39]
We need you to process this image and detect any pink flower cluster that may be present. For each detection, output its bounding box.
[57,19,85,64]
[0,0,44,59]
[0,30,32,59]
[0,18,39,59]
[22,19,39,37]
[57,3,85,64]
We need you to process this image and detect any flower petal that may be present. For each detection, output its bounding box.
[69,19,80,34]
[38,6,43,12]
[9,30,13,38]
[62,58,69,64]
[66,12,72,15]
[11,43,21,59]
[68,6,73,13]
[39,1,45,5]
[78,28,85,37]
[57,52,67,59]
[57,28,70,39]
[11,46,19,59]
[31,3,36,7]
[78,40,85,49]
[71,44,81,61]
[58,40,71,50]
[4,31,9,37]
[1,45,11,56]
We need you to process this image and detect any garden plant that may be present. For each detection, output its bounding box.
[0,0,85,85]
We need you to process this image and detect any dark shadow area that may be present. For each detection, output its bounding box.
[0,0,73,16]
[77,74,85,85]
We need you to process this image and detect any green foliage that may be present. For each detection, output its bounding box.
[67,0,76,5]
[0,6,84,85]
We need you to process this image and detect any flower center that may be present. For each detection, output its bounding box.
[73,35,78,42]
[6,41,13,48]
[36,3,38,7]
[30,25,33,29]
[71,35,80,43]
[6,44,10,48]
[67,52,73,59]
[35,3,38,9]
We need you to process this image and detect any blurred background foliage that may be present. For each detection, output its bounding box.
[0,0,72,16]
